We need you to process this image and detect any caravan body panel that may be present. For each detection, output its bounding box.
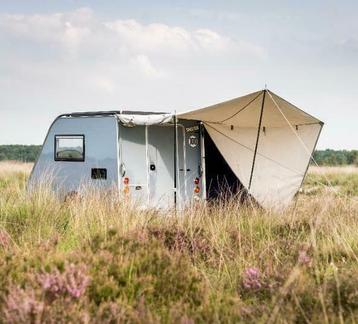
[30,116,119,195]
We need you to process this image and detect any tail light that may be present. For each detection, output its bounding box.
[123,177,129,185]
[194,177,200,194]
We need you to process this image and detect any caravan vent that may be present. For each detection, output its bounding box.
[91,168,107,180]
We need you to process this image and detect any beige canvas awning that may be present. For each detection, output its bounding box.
[178,89,323,210]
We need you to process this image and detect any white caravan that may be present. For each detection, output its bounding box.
[29,111,205,209]
[29,89,323,210]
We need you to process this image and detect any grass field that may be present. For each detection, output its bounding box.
[1,161,358,323]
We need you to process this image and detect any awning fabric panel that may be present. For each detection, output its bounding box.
[249,123,322,209]
[179,89,323,210]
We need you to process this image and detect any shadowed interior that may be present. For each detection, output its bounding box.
[204,128,246,200]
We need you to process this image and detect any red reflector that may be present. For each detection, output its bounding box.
[123,177,129,185]
[194,186,200,193]
[194,177,200,185]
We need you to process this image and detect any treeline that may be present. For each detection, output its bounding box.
[312,149,358,166]
[0,145,357,166]
[0,145,42,162]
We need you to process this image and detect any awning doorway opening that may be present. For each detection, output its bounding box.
[204,128,247,201]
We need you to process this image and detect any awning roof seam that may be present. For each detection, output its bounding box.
[219,91,263,123]
[267,90,321,123]
[267,91,318,161]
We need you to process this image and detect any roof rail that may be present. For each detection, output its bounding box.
[60,110,168,118]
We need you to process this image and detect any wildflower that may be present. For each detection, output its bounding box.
[242,267,262,290]
[38,268,65,299]
[298,250,311,266]
[38,263,90,300]
[64,263,90,299]
[0,229,11,248]
[3,286,44,323]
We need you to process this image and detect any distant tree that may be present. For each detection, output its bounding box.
[312,149,358,166]
[0,145,42,162]
[0,145,357,166]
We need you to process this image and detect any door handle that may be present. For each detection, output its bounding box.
[150,164,156,171]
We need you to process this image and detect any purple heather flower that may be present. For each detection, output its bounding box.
[298,250,311,266]
[0,229,11,248]
[38,267,66,300]
[242,267,262,290]
[64,263,90,299]
[3,286,44,323]
[38,263,90,299]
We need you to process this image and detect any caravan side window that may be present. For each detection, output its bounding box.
[54,135,85,162]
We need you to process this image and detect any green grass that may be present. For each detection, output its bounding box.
[304,167,358,196]
[0,163,358,323]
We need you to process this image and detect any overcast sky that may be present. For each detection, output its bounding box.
[0,0,357,148]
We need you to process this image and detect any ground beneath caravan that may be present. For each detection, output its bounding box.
[1,161,358,322]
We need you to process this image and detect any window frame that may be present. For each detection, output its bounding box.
[54,134,85,162]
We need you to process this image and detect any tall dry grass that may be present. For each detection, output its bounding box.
[304,165,358,197]
[0,160,33,175]
[0,161,358,322]
[309,165,358,174]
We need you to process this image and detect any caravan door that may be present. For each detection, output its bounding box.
[146,122,202,209]
[119,122,195,209]
[119,125,148,205]
[177,120,203,204]
[147,125,175,208]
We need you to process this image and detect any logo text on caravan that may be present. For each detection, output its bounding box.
[186,126,199,132]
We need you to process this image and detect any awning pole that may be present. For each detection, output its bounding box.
[173,112,177,208]
[248,90,266,191]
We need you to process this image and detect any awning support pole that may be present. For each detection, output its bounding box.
[173,113,177,208]
[248,90,266,191]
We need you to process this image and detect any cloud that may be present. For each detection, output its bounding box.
[0,7,265,60]
[0,8,94,56]
[105,19,192,53]
[92,77,115,94]
[130,55,164,79]
[105,19,236,55]
[0,7,266,102]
